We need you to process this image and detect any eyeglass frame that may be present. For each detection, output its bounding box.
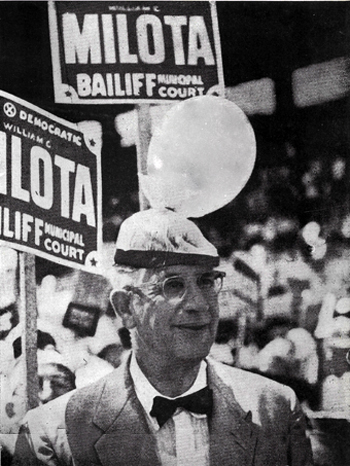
[124,270,226,301]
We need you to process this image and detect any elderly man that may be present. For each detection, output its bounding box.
[13,208,313,466]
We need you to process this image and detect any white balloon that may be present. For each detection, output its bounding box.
[140,96,256,218]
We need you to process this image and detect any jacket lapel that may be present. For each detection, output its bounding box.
[208,360,258,466]
[91,357,258,466]
[93,358,161,466]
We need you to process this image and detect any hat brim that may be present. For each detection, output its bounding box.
[114,249,219,268]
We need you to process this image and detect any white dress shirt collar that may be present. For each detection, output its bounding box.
[130,353,208,431]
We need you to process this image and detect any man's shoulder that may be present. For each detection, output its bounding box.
[207,358,296,409]
[23,389,74,439]
[25,366,123,428]
[68,363,127,414]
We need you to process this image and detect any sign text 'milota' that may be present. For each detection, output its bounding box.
[0,133,96,227]
[63,13,215,67]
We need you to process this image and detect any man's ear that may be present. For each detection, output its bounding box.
[110,290,136,329]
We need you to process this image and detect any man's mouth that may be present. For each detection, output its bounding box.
[176,323,209,330]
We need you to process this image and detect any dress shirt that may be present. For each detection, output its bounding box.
[130,354,210,466]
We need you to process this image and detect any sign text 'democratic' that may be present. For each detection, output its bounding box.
[49,1,224,104]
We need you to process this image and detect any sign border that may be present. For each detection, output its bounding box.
[48,0,225,105]
[0,90,103,273]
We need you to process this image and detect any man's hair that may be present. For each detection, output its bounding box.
[111,265,151,291]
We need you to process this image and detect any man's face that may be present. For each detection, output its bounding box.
[129,264,220,366]
[38,363,75,404]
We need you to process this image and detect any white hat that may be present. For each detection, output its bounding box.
[114,208,219,268]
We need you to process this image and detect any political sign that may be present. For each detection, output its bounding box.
[0,91,102,272]
[48,1,224,104]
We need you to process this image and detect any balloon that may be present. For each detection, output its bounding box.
[140,96,256,218]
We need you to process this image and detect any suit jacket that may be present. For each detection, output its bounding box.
[12,356,313,466]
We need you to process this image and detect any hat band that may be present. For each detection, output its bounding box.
[114,249,219,268]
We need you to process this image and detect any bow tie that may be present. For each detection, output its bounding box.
[150,386,213,427]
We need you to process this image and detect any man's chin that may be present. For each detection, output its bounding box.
[172,345,212,365]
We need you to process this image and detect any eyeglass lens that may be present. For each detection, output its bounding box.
[163,272,225,299]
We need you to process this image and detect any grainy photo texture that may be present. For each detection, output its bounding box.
[0,2,349,466]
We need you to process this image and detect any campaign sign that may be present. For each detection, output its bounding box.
[48,1,224,104]
[0,91,102,272]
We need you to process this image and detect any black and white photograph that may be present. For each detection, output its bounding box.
[0,1,349,465]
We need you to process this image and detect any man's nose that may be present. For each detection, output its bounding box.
[182,281,210,312]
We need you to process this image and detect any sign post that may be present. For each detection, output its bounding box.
[136,104,151,210]
[18,252,39,410]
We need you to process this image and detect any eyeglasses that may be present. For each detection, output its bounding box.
[125,271,226,300]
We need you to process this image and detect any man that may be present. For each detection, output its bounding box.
[13,208,313,466]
